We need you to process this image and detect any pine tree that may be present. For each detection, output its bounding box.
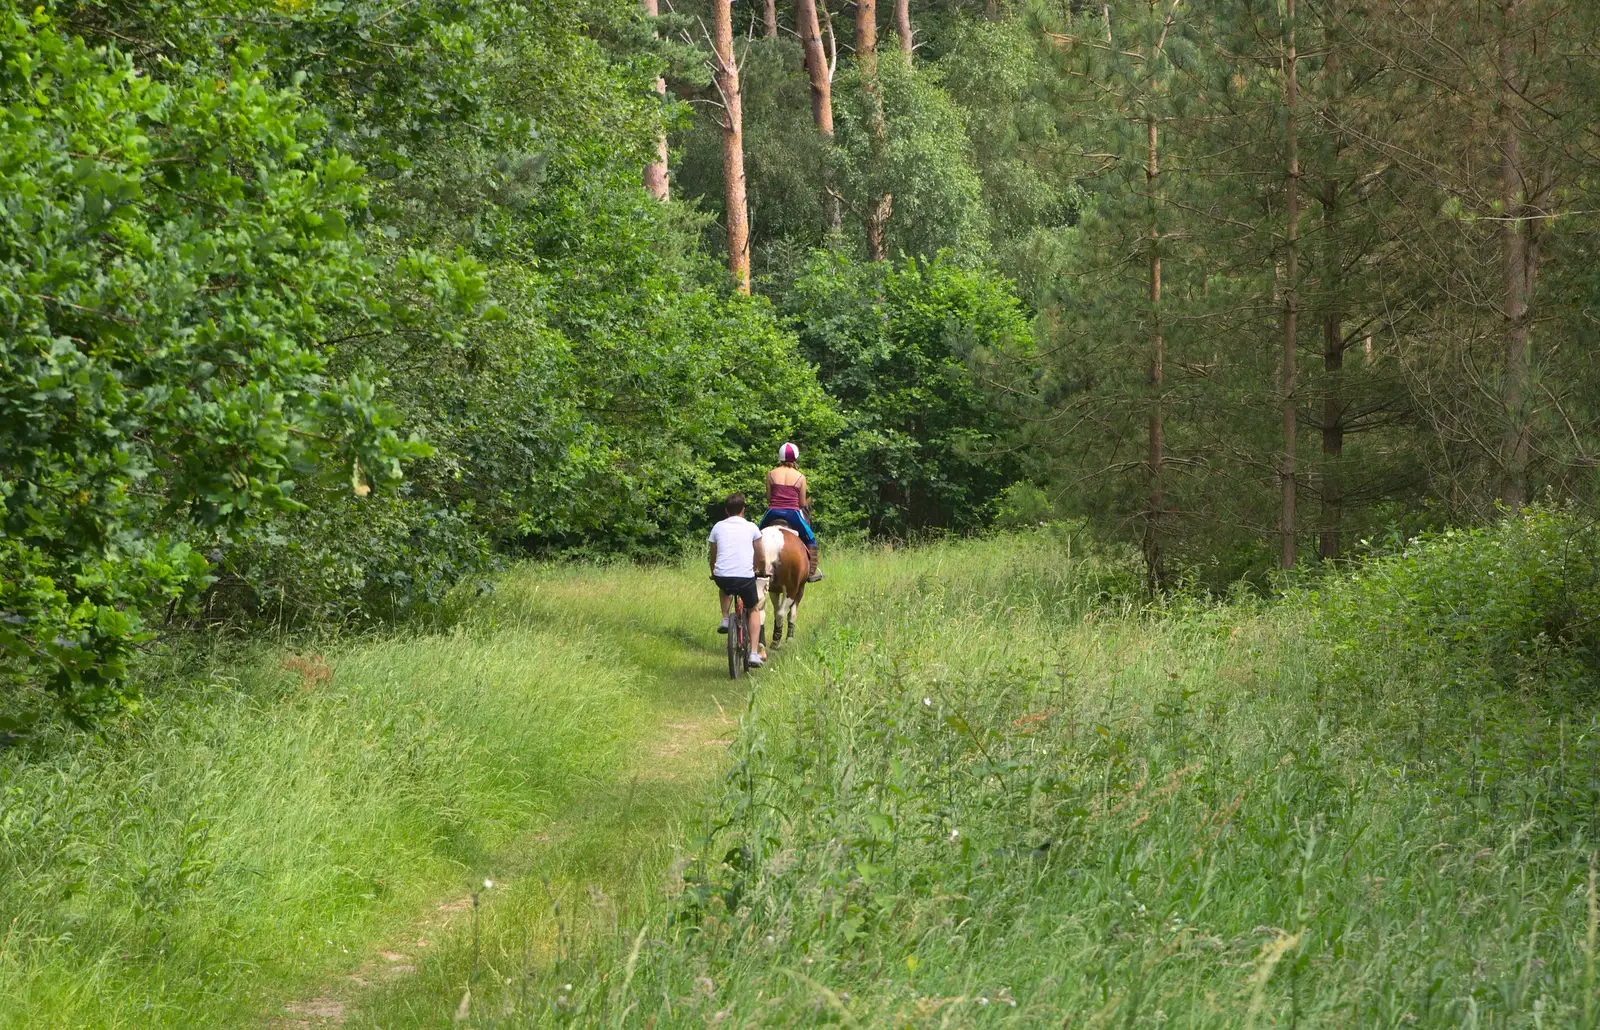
[709,0,751,291]
[642,0,670,201]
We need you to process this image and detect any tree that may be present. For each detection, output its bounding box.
[893,0,913,54]
[643,0,672,200]
[796,0,841,231]
[709,0,752,291]
[0,10,431,719]
[784,253,1034,536]
[1280,0,1301,569]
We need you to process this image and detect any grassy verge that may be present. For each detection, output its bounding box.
[0,558,746,1028]
[425,524,1600,1028]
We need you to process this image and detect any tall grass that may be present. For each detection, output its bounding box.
[0,568,654,1028]
[427,522,1600,1028]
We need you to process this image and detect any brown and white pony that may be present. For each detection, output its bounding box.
[758,525,808,648]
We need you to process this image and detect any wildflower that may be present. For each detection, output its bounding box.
[979,997,989,1006]
[923,698,932,706]
[483,879,494,890]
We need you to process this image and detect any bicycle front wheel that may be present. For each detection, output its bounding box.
[727,603,744,680]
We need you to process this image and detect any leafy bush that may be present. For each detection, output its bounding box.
[784,252,1035,536]
[1300,507,1600,694]
[0,10,433,721]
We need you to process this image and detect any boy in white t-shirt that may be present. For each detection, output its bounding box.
[708,492,769,666]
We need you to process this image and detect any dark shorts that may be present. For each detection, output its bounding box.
[714,575,760,609]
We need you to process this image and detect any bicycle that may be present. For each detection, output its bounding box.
[726,592,750,680]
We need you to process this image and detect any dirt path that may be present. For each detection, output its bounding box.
[270,570,752,1028]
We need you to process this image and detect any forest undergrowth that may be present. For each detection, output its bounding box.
[375,516,1600,1028]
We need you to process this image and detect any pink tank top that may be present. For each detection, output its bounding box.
[767,471,803,509]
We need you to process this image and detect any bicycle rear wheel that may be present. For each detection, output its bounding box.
[727,599,744,680]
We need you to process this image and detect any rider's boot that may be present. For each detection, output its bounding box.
[806,544,824,582]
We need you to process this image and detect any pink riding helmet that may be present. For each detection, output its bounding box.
[779,442,800,463]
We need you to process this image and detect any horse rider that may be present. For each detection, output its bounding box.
[760,442,823,582]
[709,491,767,665]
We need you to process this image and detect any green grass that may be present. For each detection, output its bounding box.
[0,559,749,1028]
[380,527,1600,1028]
[6,523,1600,1027]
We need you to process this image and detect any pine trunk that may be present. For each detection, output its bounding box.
[856,0,877,76]
[893,0,912,54]
[764,0,778,37]
[1318,0,1342,561]
[1280,0,1299,570]
[796,0,840,232]
[641,0,670,201]
[711,0,751,292]
[797,0,834,137]
[857,0,890,259]
[1498,0,1531,511]
[1319,178,1344,561]
[1146,112,1165,589]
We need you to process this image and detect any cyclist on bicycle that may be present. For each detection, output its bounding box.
[709,492,768,666]
[760,443,823,582]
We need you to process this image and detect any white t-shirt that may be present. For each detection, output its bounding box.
[708,516,763,578]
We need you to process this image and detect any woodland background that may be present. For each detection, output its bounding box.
[3,0,1600,721]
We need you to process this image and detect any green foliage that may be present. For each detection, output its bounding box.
[1300,507,1600,694]
[830,53,993,262]
[2,0,843,658]
[785,252,1034,535]
[0,8,429,720]
[935,17,1083,291]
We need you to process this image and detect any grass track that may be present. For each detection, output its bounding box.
[0,557,807,1029]
[8,528,1600,1028]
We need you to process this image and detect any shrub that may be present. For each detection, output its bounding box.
[0,11,430,721]
[784,252,1035,537]
[1299,507,1600,694]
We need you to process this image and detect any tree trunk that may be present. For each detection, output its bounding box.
[856,0,877,76]
[893,0,912,55]
[1318,0,1342,561]
[864,193,893,261]
[856,0,890,258]
[1146,112,1165,589]
[796,0,841,232]
[1280,0,1299,570]
[641,0,670,201]
[1498,0,1531,511]
[797,0,834,137]
[711,0,751,292]
[764,0,779,37]
[1319,178,1344,562]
